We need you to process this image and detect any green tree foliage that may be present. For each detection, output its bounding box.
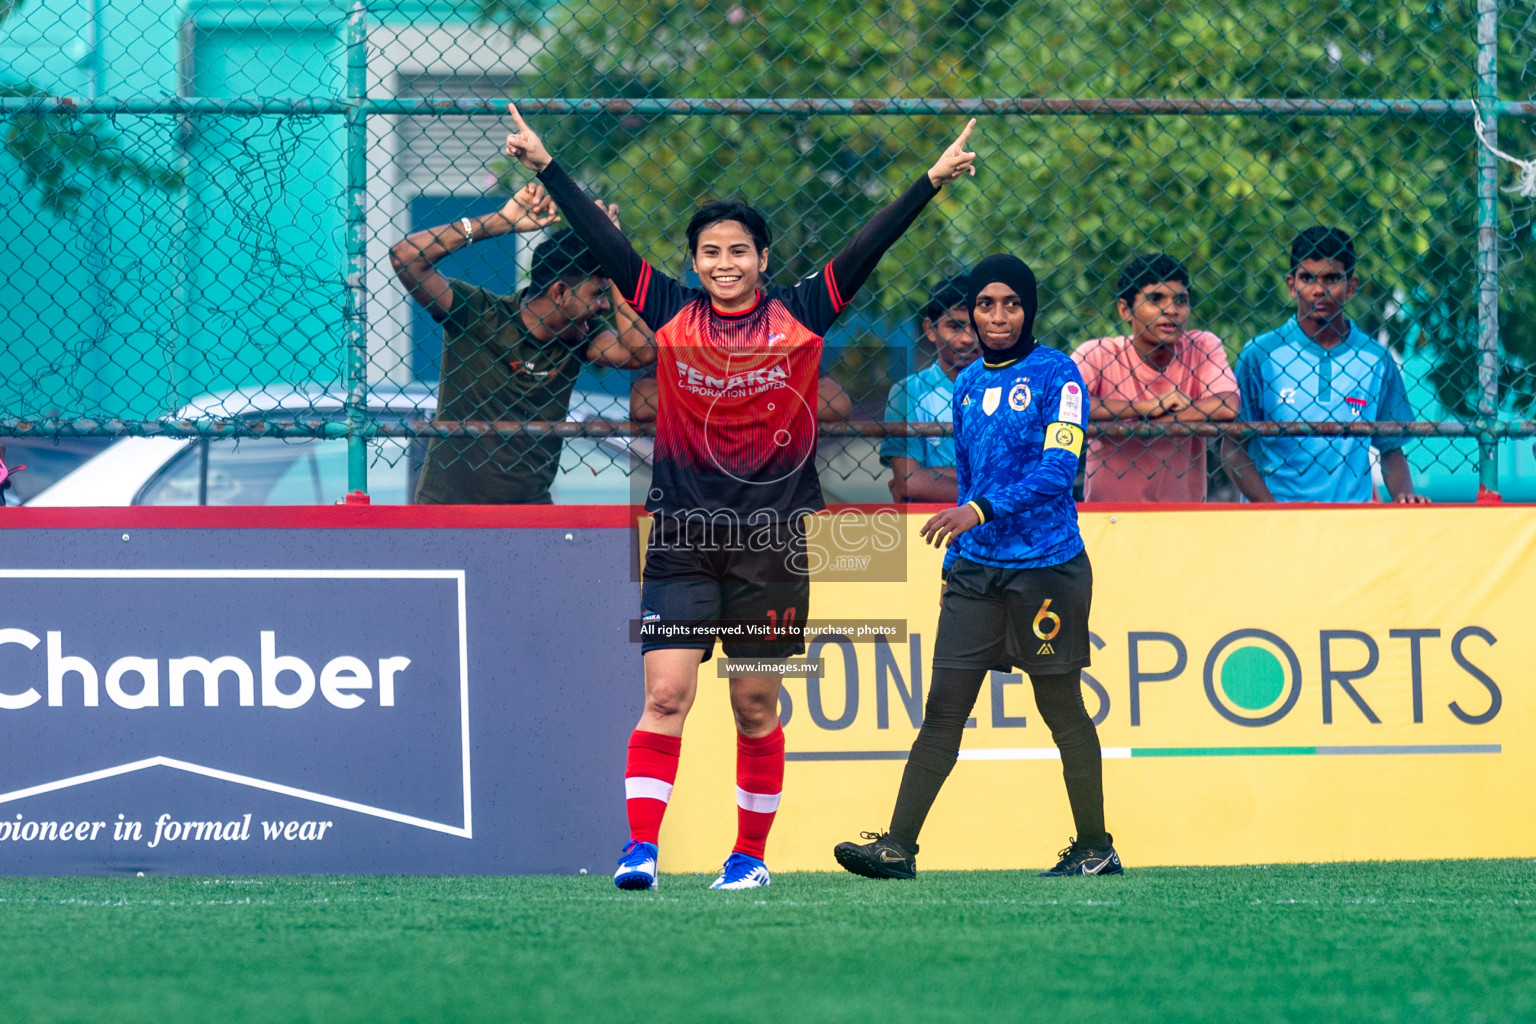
[511,0,986,280]
[2,84,184,216]
[501,0,1533,417]
[968,0,1481,368]
[0,1,183,217]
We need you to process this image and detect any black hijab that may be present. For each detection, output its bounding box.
[967,254,1038,366]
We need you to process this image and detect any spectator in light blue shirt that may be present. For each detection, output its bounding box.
[1224,227,1431,504]
[882,274,978,501]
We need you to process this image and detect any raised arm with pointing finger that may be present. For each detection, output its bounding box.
[504,104,978,328]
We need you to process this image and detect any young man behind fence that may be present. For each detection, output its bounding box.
[1222,227,1430,504]
[881,273,980,503]
[1072,253,1238,503]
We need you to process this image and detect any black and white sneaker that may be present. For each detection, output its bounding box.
[833,831,918,880]
[1038,836,1123,877]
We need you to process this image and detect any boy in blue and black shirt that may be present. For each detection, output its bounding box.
[835,255,1121,880]
[881,274,978,502]
[1224,226,1430,504]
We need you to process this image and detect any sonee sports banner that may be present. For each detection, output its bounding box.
[659,506,1533,872]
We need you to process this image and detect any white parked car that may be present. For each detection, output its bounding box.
[0,436,116,506]
[26,386,642,507]
[23,386,888,507]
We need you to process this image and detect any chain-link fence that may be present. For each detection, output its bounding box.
[4,0,1536,506]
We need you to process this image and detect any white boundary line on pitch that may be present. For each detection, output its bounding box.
[0,568,472,838]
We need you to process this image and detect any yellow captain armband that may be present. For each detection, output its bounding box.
[1043,421,1084,457]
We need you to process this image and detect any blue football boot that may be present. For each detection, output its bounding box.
[709,852,771,889]
[614,840,659,890]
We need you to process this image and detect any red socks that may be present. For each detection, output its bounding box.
[623,725,786,859]
[733,724,785,859]
[624,729,681,845]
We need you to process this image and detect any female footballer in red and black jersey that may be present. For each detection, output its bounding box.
[505,106,978,890]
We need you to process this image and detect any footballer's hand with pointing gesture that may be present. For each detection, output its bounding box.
[505,103,553,173]
[928,119,979,188]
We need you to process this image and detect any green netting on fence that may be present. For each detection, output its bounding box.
[3,0,1536,505]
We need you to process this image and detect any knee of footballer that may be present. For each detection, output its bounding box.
[1044,715,1098,748]
[917,704,972,733]
[642,685,694,722]
[729,692,781,734]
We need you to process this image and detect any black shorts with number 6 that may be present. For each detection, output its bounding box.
[932,551,1093,675]
[640,513,810,661]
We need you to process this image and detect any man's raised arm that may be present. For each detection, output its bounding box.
[389,182,560,320]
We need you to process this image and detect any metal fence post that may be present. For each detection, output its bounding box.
[344,0,369,496]
[1477,0,1501,492]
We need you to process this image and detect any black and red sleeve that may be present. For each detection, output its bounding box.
[786,173,941,335]
[536,160,690,330]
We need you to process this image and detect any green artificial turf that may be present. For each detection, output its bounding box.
[0,862,1530,1023]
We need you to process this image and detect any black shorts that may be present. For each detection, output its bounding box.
[932,551,1093,675]
[640,513,810,660]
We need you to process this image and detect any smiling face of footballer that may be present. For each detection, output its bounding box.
[973,281,1027,351]
[692,220,770,313]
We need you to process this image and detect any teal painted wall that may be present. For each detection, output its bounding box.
[180,2,347,404]
[0,0,182,418]
[0,0,544,420]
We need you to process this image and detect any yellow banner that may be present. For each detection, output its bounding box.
[657,508,1536,872]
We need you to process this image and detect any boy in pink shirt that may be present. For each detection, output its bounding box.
[1072,254,1240,502]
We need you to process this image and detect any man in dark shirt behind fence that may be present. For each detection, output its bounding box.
[390,183,653,504]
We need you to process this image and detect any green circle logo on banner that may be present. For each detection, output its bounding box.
[1219,646,1287,711]
[1202,629,1304,727]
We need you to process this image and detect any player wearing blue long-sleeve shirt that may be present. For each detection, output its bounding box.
[835,255,1121,880]
[943,335,1087,572]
